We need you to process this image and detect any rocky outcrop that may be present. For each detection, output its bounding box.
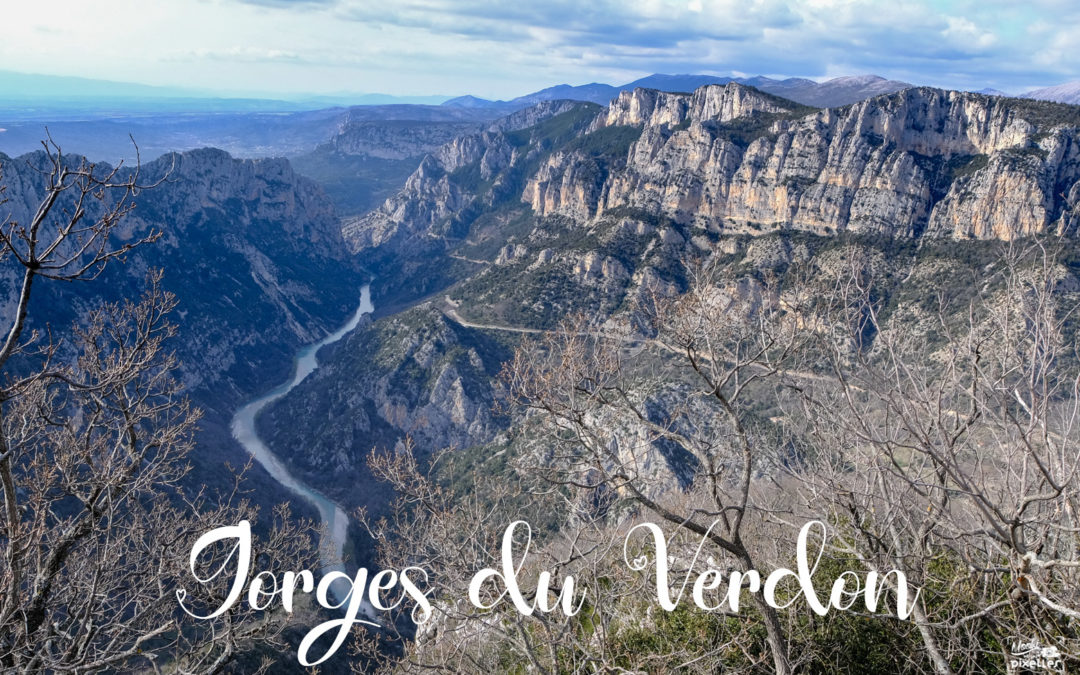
[0,148,365,404]
[523,150,606,221]
[340,130,511,252]
[535,86,1080,240]
[258,305,510,511]
[485,99,589,132]
[593,83,795,130]
[927,145,1074,239]
[324,120,481,160]
[342,100,600,254]
[572,251,627,283]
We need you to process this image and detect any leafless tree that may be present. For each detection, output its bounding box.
[352,440,766,674]
[500,261,819,675]
[781,240,1080,673]
[0,141,318,673]
[348,231,1080,674]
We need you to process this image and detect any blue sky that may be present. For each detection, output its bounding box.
[2,0,1078,99]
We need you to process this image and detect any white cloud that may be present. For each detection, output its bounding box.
[168,47,304,63]
[943,16,997,49]
[0,0,1077,98]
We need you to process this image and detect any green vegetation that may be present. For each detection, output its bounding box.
[704,110,796,149]
[998,95,1080,129]
[947,153,989,180]
[447,159,495,193]
[504,103,603,149]
[913,151,999,202]
[292,149,421,217]
[1000,144,1050,164]
[456,259,616,329]
[562,124,643,159]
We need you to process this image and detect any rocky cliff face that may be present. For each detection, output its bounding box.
[323,120,482,160]
[341,134,508,253]
[0,146,367,514]
[485,100,585,132]
[532,86,1080,240]
[593,84,797,130]
[350,83,1080,249]
[342,100,598,255]
[257,304,511,513]
[0,146,365,419]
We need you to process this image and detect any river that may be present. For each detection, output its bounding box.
[230,285,373,581]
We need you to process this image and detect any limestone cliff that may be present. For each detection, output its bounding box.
[257,305,512,513]
[537,86,1080,240]
[349,84,1080,249]
[342,100,600,255]
[0,147,367,516]
[0,147,365,408]
[592,83,798,130]
[322,120,481,161]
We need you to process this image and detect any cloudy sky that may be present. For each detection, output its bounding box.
[2,0,1078,99]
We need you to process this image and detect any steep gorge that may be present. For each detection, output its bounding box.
[534,85,1080,240]
[0,147,367,508]
[270,84,1080,523]
[347,83,1080,257]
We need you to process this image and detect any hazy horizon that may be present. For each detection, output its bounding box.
[0,68,1060,113]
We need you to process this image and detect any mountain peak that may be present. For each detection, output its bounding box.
[1023,80,1080,105]
[825,74,887,85]
[442,95,497,108]
[438,73,919,116]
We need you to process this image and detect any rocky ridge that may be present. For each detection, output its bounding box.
[0,147,367,505]
[533,85,1080,240]
[321,120,482,161]
[346,84,1080,259]
[342,99,595,255]
[258,304,513,514]
[592,84,797,129]
[1024,80,1080,106]
[444,73,913,111]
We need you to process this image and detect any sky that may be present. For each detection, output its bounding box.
[1,0,1078,100]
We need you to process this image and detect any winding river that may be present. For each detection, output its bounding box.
[230,285,373,581]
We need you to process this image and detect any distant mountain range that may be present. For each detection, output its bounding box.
[9,66,1080,115]
[444,73,916,110]
[968,80,1080,106]
[443,74,1080,111]
[8,67,1080,171]
[1023,81,1080,105]
[447,75,1080,110]
[0,69,450,116]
